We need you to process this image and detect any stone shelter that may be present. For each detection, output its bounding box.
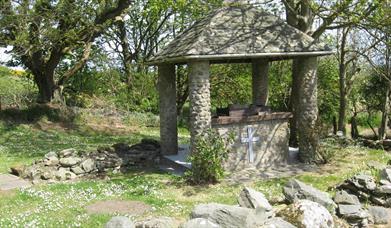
[147,4,333,171]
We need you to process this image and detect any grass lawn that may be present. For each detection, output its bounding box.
[0,112,390,227]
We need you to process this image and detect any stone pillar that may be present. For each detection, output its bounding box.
[296,57,321,163]
[188,60,211,153]
[252,59,269,106]
[158,64,178,155]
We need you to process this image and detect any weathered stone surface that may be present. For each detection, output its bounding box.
[380,168,391,183]
[135,217,177,228]
[44,151,58,159]
[41,167,57,180]
[338,204,368,220]
[380,179,391,186]
[338,174,377,193]
[297,57,319,163]
[148,5,330,65]
[368,206,391,224]
[214,118,290,171]
[43,155,59,166]
[158,64,178,156]
[252,59,269,106]
[190,203,266,228]
[188,60,211,153]
[58,148,76,158]
[238,187,272,211]
[81,159,95,173]
[55,168,76,181]
[261,217,296,228]
[59,157,81,167]
[376,185,391,194]
[0,174,31,191]
[283,179,336,211]
[18,140,161,182]
[333,190,360,205]
[279,200,334,228]
[105,216,135,228]
[71,166,85,175]
[181,218,220,228]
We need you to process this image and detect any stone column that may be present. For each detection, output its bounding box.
[188,60,211,153]
[158,64,178,155]
[296,57,321,163]
[252,59,269,106]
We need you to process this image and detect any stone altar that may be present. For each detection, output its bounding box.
[212,105,292,171]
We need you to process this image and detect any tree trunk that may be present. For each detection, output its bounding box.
[34,71,55,103]
[379,81,390,140]
[380,35,391,140]
[351,114,359,139]
[116,19,133,86]
[297,57,323,163]
[338,63,347,134]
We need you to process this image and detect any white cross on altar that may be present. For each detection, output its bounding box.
[241,126,260,163]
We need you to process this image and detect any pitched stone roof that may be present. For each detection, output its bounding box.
[147,5,333,65]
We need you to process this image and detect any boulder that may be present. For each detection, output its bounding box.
[135,217,177,228]
[41,167,57,180]
[59,157,81,167]
[376,185,391,194]
[58,148,76,158]
[190,203,268,228]
[333,190,360,205]
[283,179,336,212]
[337,204,369,227]
[368,206,391,224]
[238,187,273,211]
[261,217,296,228]
[380,168,391,183]
[279,200,334,228]
[106,216,135,228]
[55,168,77,181]
[71,166,85,175]
[338,174,377,193]
[380,179,391,186]
[44,151,58,159]
[43,155,59,166]
[10,165,25,177]
[338,204,368,220]
[181,218,220,228]
[81,159,96,173]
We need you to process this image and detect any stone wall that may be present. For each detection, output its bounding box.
[188,60,211,152]
[213,117,290,172]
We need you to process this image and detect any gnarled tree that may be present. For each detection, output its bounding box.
[0,0,132,103]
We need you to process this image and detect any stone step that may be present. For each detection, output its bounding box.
[0,174,31,191]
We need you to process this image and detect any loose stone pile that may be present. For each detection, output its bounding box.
[282,171,391,227]
[334,168,391,227]
[12,139,160,183]
[104,174,391,228]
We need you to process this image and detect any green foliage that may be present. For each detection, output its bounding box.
[359,70,389,113]
[317,57,339,124]
[186,129,233,184]
[0,66,36,108]
[64,67,159,113]
[268,61,292,111]
[210,64,252,108]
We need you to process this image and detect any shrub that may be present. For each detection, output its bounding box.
[185,129,234,184]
